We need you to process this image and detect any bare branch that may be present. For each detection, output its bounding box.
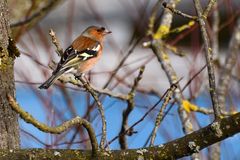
[203,0,217,19]
[149,84,177,146]
[77,77,107,150]
[49,29,64,56]
[103,38,141,89]
[148,6,199,160]
[150,1,198,158]
[218,18,240,108]
[146,0,163,36]
[1,112,240,159]
[162,2,197,20]
[7,95,98,155]
[56,74,129,101]
[90,85,128,100]
[119,66,145,149]
[107,82,178,148]
[151,40,194,133]
[193,0,221,119]
[209,3,221,158]
[194,106,235,116]
[211,3,220,60]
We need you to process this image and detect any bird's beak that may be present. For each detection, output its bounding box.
[103,29,112,35]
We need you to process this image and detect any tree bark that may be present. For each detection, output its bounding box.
[0,0,20,149]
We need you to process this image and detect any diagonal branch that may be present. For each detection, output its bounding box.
[193,0,220,119]
[49,29,64,56]
[218,18,240,108]
[149,1,198,158]
[119,66,145,149]
[55,74,129,101]
[149,83,177,146]
[151,40,194,134]
[162,2,197,20]
[202,0,217,19]
[107,82,178,148]
[77,77,107,150]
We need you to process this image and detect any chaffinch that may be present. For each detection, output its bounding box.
[39,26,111,89]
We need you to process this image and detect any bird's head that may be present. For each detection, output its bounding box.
[82,26,111,41]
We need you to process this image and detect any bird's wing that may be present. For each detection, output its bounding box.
[53,37,101,74]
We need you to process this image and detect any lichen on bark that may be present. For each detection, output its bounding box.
[0,0,20,149]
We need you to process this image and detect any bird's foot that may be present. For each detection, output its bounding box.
[75,74,90,85]
[75,74,82,80]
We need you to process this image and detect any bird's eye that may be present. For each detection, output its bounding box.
[97,27,105,32]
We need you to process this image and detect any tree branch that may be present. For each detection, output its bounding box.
[218,18,240,108]
[119,66,145,149]
[202,0,217,19]
[193,0,221,119]
[77,77,107,150]
[49,29,64,56]
[149,83,176,146]
[162,2,197,20]
[7,95,98,155]
[1,112,240,159]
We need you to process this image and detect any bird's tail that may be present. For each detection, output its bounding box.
[39,70,65,89]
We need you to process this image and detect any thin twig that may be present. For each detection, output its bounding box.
[211,3,219,61]
[77,77,107,150]
[149,83,177,146]
[146,0,163,36]
[119,66,145,149]
[54,73,129,101]
[49,29,64,56]
[103,38,141,89]
[106,82,178,148]
[195,106,235,116]
[151,40,194,133]
[193,0,221,119]
[7,94,98,155]
[182,64,207,92]
[203,0,217,19]
[218,18,240,109]
[90,84,128,101]
[162,2,197,20]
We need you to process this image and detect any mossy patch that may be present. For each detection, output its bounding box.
[7,37,20,58]
[0,44,14,71]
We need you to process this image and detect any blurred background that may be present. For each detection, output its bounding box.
[8,0,240,159]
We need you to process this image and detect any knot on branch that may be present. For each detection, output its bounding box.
[7,37,20,58]
[136,148,148,156]
[188,141,200,153]
[126,127,137,136]
[211,122,223,138]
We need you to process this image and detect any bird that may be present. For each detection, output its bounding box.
[39,26,111,89]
